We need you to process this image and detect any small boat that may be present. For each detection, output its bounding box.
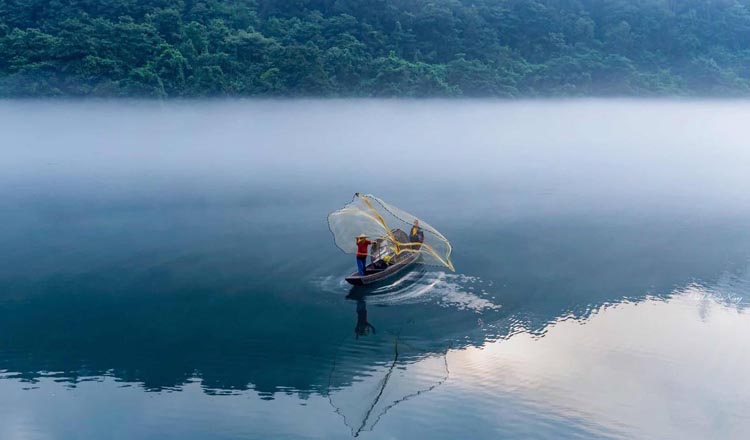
[345,229,421,286]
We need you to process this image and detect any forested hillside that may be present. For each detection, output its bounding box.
[2,0,750,97]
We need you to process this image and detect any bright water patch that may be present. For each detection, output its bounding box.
[443,290,750,440]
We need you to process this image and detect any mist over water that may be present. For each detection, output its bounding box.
[4,99,750,201]
[1,99,750,439]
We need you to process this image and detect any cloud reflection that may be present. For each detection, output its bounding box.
[447,286,750,439]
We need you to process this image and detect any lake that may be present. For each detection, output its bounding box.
[1,99,749,439]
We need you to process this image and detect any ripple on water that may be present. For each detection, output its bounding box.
[312,270,501,313]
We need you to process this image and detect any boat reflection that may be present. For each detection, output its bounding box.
[333,290,449,436]
[346,291,377,339]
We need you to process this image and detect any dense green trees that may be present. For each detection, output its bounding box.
[1,0,750,97]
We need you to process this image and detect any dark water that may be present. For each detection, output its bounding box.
[2,100,750,439]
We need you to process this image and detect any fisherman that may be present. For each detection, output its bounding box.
[409,219,424,244]
[356,234,373,275]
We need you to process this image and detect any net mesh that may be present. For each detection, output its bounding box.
[328,194,454,271]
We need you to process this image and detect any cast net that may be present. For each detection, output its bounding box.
[327,194,454,271]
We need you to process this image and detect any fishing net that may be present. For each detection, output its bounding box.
[327,194,454,271]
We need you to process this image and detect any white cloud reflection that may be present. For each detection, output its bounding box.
[447,287,750,439]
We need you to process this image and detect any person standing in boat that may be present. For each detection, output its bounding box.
[356,234,373,275]
[409,219,424,246]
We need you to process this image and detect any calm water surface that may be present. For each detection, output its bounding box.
[1,100,750,439]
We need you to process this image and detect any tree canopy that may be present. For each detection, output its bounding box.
[1,0,750,97]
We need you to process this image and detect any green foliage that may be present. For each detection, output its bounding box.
[1,0,750,97]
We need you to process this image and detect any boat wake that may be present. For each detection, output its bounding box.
[312,270,501,313]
